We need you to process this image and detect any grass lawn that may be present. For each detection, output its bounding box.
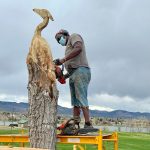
[0,127,28,135]
[118,132,150,150]
[0,127,150,150]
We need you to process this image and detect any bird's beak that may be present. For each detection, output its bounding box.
[49,16,54,21]
[33,8,40,15]
[33,9,36,12]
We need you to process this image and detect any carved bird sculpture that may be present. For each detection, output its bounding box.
[26,8,56,87]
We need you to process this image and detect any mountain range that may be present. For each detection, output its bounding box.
[0,101,150,119]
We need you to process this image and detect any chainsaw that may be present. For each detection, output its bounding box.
[53,59,69,84]
[57,118,99,135]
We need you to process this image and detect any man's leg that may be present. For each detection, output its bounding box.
[81,106,92,127]
[73,67,92,127]
[69,77,81,123]
[73,106,81,117]
[81,106,90,123]
[73,106,81,124]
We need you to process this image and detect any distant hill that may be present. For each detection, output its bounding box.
[0,101,28,112]
[0,101,150,119]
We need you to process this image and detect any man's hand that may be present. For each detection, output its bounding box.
[53,58,65,65]
[59,58,66,64]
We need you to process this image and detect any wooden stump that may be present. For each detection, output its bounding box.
[27,63,58,150]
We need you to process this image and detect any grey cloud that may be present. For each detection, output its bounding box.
[84,0,150,99]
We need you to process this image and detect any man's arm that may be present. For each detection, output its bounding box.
[60,41,82,64]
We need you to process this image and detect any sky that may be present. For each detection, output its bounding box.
[0,0,150,112]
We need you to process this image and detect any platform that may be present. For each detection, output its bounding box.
[0,147,47,150]
[0,131,118,150]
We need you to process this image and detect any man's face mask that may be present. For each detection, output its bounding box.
[59,36,66,46]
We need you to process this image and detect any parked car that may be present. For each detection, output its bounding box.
[9,123,18,127]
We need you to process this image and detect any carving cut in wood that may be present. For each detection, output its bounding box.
[26,8,58,150]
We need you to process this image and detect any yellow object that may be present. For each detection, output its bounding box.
[0,130,118,150]
[73,144,84,150]
[0,147,48,150]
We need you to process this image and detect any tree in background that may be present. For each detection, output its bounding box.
[2,112,10,126]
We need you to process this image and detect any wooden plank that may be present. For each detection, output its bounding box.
[0,147,48,150]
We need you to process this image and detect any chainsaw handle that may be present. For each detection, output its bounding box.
[62,64,64,72]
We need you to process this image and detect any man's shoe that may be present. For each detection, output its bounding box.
[84,122,93,129]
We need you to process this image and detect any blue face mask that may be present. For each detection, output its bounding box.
[59,36,66,46]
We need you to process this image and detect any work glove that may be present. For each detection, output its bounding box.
[55,66,66,84]
[53,59,63,66]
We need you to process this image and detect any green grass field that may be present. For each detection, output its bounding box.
[0,127,150,150]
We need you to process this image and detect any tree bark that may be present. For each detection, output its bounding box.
[27,62,58,150]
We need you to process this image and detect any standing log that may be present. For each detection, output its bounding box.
[26,9,58,150]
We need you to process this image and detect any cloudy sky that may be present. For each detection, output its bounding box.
[0,0,150,112]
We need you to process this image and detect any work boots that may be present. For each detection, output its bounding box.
[84,121,93,129]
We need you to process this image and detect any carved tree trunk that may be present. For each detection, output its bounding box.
[27,8,58,149]
[27,62,58,150]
